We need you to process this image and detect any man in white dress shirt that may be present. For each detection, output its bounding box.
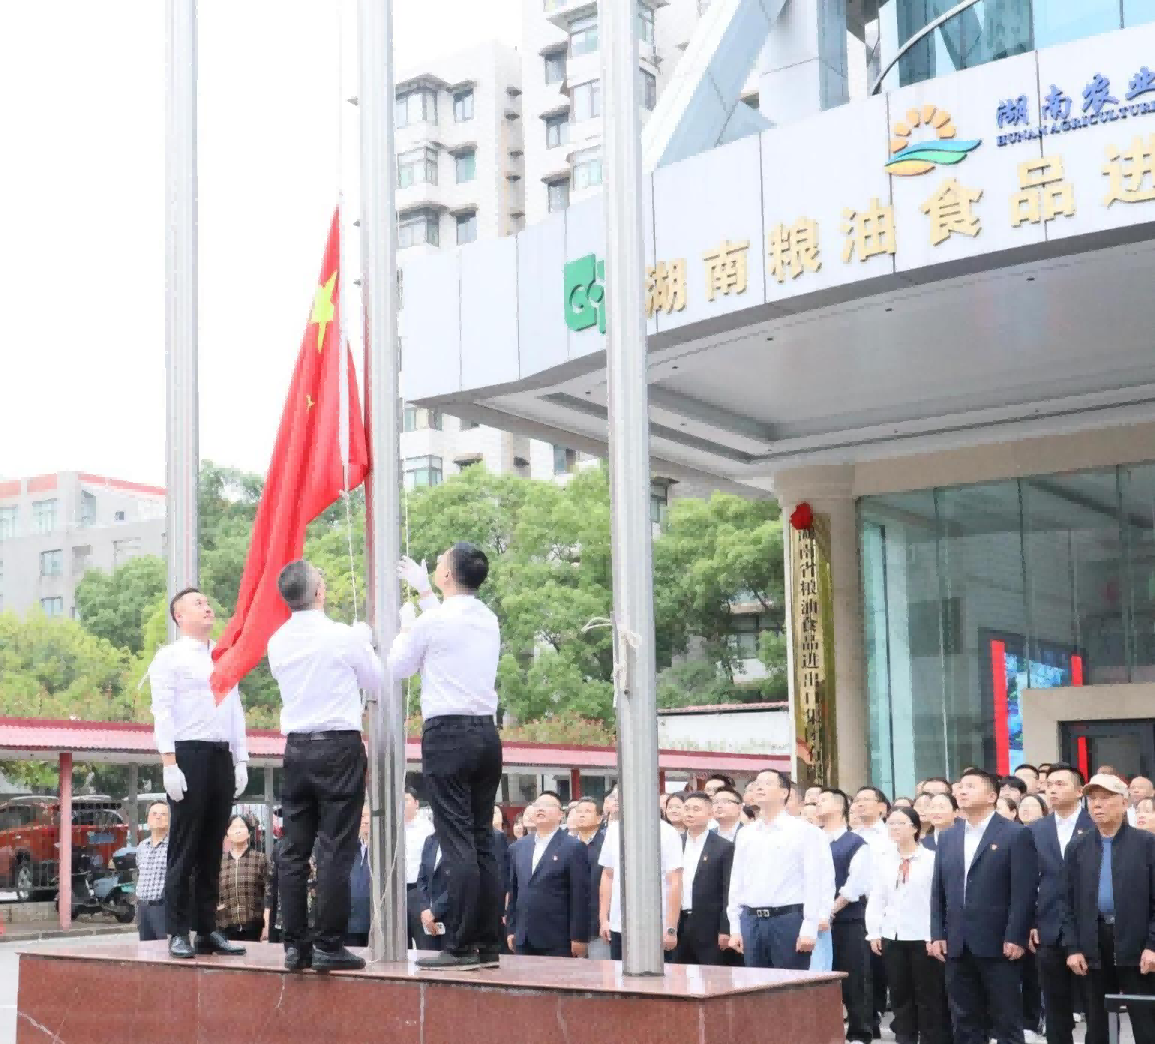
[727,768,835,971]
[149,587,250,960]
[267,560,384,973]
[404,788,435,949]
[392,544,503,970]
[853,784,893,1031]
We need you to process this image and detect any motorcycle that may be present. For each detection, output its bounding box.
[54,843,136,923]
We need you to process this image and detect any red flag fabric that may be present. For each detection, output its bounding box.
[210,209,369,698]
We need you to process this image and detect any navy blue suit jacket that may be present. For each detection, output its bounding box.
[1029,808,1093,947]
[505,831,590,951]
[416,833,450,921]
[930,813,1037,960]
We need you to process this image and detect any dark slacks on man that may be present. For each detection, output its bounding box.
[832,918,875,1043]
[946,948,1024,1044]
[137,899,167,941]
[165,740,234,937]
[741,907,810,971]
[1082,920,1155,1044]
[279,730,367,953]
[422,715,504,957]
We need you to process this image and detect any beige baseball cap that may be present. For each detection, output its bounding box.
[1083,774,1129,798]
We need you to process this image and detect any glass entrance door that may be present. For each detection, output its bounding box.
[1060,720,1155,780]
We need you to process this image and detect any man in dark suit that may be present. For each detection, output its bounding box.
[931,767,1038,1044]
[1063,773,1155,1044]
[674,791,733,966]
[416,831,450,952]
[1028,763,1092,1044]
[506,792,590,957]
[344,804,372,948]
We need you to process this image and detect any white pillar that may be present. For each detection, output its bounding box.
[759,0,849,125]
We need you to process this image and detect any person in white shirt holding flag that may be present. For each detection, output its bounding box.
[267,560,384,974]
[391,545,503,971]
[149,587,250,961]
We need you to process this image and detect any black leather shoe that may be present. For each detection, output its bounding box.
[312,946,367,973]
[195,931,246,956]
[476,950,500,969]
[168,934,195,959]
[284,945,312,972]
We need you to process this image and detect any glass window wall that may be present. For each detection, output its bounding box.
[862,462,1155,795]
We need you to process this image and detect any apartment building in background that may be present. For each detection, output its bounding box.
[0,473,165,619]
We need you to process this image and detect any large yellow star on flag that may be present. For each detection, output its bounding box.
[311,272,337,353]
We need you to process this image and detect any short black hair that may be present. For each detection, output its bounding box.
[147,800,169,815]
[960,767,999,795]
[536,790,563,808]
[681,790,711,807]
[1037,762,1053,773]
[1000,776,1028,797]
[742,804,759,818]
[705,773,735,788]
[277,560,318,612]
[169,586,201,623]
[1046,761,1086,787]
[758,768,792,792]
[448,542,489,590]
[1016,763,1040,777]
[820,788,851,822]
[922,777,952,791]
[855,785,889,804]
[405,787,420,801]
[889,805,922,833]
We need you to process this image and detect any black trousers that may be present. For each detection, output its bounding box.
[884,939,950,1044]
[407,884,438,950]
[673,910,725,966]
[137,899,166,941]
[1039,943,1080,1044]
[344,931,369,948]
[610,931,622,960]
[165,741,233,937]
[1084,921,1155,1044]
[517,940,572,957]
[946,948,1024,1044]
[280,730,367,953]
[832,919,874,1043]
[223,920,263,941]
[421,715,503,956]
[1022,948,1043,1033]
[873,948,890,1029]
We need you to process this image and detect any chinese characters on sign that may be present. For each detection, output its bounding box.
[1011,158,1076,226]
[790,516,835,787]
[1103,134,1155,205]
[702,239,750,301]
[841,200,898,262]
[996,68,1155,148]
[767,219,822,282]
[645,259,687,318]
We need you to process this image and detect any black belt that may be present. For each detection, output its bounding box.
[425,714,493,726]
[138,897,165,907]
[407,882,420,890]
[287,729,361,741]
[749,904,804,919]
[174,740,230,752]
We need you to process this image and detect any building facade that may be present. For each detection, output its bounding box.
[401,1,1155,794]
[0,473,165,619]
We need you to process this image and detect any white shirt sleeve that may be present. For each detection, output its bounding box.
[148,647,177,756]
[660,821,684,875]
[802,824,835,939]
[598,823,619,870]
[417,592,440,614]
[841,844,873,902]
[345,622,386,690]
[726,829,751,934]
[229,688,248,764]
[386,612,434,680]
[865,853,888,941]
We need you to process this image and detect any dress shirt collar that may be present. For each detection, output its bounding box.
[964,811,995,836]
[534,828,559,848]
[1054,808,1082,828]
[763,810,794,831]
[175,634,213,652]
[826,826,847,842]
[684,828,709,847]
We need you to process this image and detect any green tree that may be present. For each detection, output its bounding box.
[74,555,166,654]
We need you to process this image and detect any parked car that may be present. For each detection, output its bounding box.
[0,796,130,901]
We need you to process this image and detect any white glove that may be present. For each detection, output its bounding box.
[163,763,187,803]
[234,763,248,799]
[399,602,417,631]
[398,556,432,595]
[352,620,375,646]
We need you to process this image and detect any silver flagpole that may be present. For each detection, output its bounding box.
[600,0,664,975]
[358,0,406,963]
[165,0,199,631]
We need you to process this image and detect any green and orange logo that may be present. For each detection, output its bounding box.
[885,105,981,177]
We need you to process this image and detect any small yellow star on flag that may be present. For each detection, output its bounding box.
[306,394,315,411]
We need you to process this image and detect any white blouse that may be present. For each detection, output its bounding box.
[865,844,936,942]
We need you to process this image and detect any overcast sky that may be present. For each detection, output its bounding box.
[0,1,521,485]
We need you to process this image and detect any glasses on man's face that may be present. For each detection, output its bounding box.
[712,797,740,806]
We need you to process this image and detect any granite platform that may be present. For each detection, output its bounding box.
[16,939,846,1044]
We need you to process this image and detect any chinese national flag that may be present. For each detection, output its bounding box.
[210,209,369,698]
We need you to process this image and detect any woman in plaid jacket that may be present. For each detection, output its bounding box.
[218,814,268,941]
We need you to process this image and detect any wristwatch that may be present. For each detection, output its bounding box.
[665,927,677,937]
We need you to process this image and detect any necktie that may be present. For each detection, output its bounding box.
[897,857,911,886]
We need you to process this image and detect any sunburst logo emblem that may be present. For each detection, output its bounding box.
[885,105,981,177]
